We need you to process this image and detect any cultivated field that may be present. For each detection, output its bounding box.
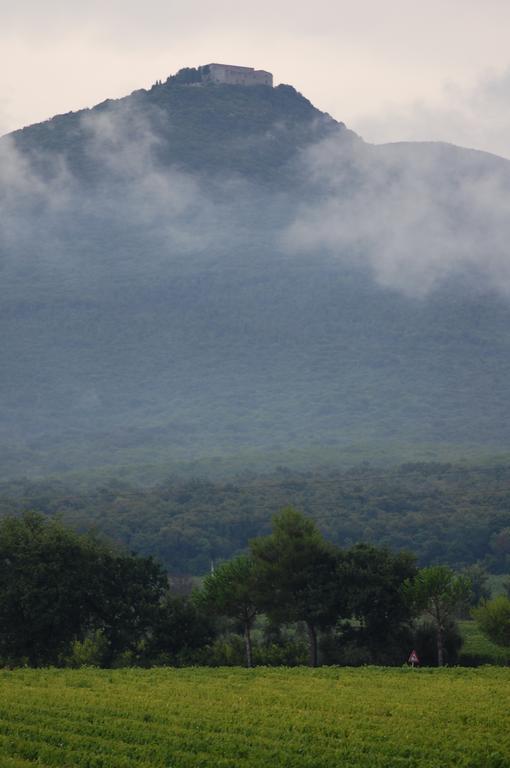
[459,620,510,666]
[0,667,509,767]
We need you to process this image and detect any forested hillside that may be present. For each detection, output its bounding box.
[1,69,510,477]
[2,462,509,574]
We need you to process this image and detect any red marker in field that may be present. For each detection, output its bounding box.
[408,650,420,667]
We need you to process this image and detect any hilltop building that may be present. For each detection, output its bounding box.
[203,64,273,87]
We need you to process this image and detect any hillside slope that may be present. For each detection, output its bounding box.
[1,71,510,477]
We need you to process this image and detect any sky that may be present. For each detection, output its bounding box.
[2,0,510,157]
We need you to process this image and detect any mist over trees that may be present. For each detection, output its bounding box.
[1,78,510,477]
[1,74,510,675]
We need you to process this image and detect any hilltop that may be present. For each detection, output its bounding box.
[9,73,346,182]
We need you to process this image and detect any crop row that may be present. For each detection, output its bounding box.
[0,668,509,767]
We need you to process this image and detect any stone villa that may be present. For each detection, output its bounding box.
[203,64,273,87]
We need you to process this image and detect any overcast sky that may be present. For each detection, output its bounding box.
[2,0,510,157]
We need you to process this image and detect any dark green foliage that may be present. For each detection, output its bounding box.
[459,564,491,617]
[413,618,463,666]
[197,524,421,668]
[166,67,205,85]
[10,79,337,183]
[0,508,474,668]
[458,619,510,665]
[200,555,259,666]
[87,552,168,665]
[406,566,470,665]
[250,508,344,666]
[145,594,215,665]
[256,622,309,666]
[338,544,417,658]
[0,513,167,666]
[473,596,510,648]
[320,624,415,666]
[1,461,508,575]
[0,513,103,665]
[1,75,510,480]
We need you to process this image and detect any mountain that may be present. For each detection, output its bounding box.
[9,75,343,181]
[1,68,510,479]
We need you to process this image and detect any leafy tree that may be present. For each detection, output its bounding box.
[406,566,470,666]
[460,563,491,616]
[0,513,167,666]
[473,596,510,648]
[0,513,103,664]
[146,594,215,665]
[88,552,167,665]
[413,618,463,666]
[340,544,417,660]
[167,67,204,85]
[4,461,510,576]
[250,508,342,667]
[199,555,259,667]
[66,630,110,668]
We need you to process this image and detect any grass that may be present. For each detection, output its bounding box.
[0,667,509,767]
[459,620,510,665]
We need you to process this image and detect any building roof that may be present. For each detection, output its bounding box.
[208,63,260,73]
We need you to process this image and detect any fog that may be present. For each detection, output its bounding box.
[2,96,510,302]
[284,135,510,296]
[2,87,510,476]
[0,105,261,299]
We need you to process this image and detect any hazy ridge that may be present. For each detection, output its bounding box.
[1,74,510,478]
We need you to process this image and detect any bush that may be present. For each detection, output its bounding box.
[413,618,463,666]
[320,624,414,667]
[66,631,110,668]
[473,596,510,648]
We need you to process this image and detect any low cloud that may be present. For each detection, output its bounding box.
[284,134,510,296]
[2,95,510,303]
[0,104,257,296]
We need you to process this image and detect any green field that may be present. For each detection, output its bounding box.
[0,668,509,767]
[459,621,510,666]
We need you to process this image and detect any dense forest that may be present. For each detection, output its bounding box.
[1,510,492,669]
[2,76,510,478]
[1,462,509,575]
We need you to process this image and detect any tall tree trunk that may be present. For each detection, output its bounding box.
[244,622,253,668]
[306,622,318,667]
[437,625,445,667]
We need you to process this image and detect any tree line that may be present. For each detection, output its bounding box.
[2,462,510,575]
[0,509,508,669]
